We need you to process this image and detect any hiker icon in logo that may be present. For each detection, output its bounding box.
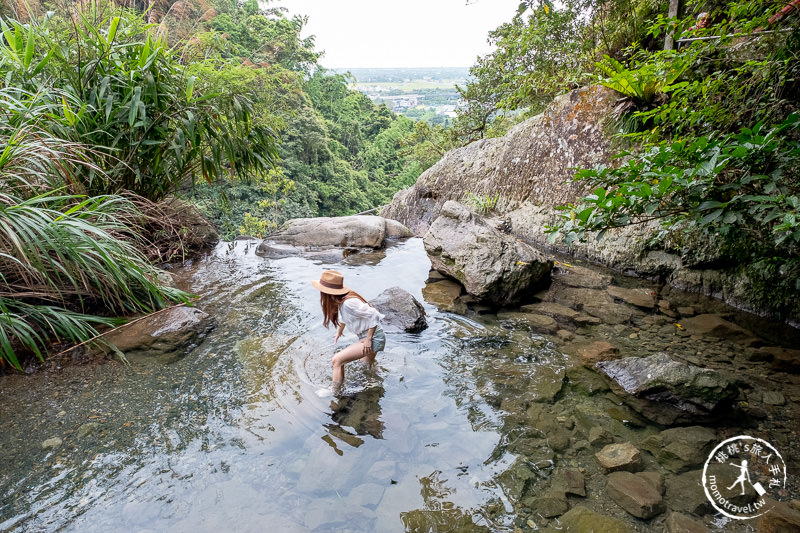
[702,435,787,520]
[726,459,751,496]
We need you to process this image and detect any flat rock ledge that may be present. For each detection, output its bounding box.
[100,306,216,363]
[256,215,412,259]
[423,201,552,307]
[596,353,739,425]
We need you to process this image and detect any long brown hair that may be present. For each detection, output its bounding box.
[320,290,369,328]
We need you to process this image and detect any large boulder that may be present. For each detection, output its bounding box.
[423,201,552,306]
[100,306,216,363]
[383,85,618,237]
[596,354,739,425]
[255,215,411,258]
[371,287,428,333]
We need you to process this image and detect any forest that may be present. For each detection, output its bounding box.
[1,0,798,367]
[0,0,423,368]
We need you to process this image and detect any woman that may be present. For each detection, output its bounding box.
[312,270,385,392]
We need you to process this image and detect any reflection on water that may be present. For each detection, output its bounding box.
[0,239,505,532]
[323,386,386,453]
[0,237,797,532]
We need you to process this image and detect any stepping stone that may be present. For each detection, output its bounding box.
[595,442,642,473]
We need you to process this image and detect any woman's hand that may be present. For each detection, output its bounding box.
[360,338,373,355]
[333,332,341,343]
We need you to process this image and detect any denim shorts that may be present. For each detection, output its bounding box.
[358,325,385,352]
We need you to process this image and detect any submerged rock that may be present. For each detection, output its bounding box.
[101,306,216,363]
[665,512,710,533]
[606,471,666,519]
[679,314,753,340]
[423,201,552,306]
[371,287,427,333]
[256,215,411,258]
[552,469,586,497]
[549,505,634,533]
[529,489,570,518]
[595,353,738,425]
[421,278,465,313]
[521,302,580,324]
[41,437,62,449]
[607,286,656,310]
[575,341,619,366]
[552,264,612,289]
[641,426,717,473]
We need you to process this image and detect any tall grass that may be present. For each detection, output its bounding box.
[0,92,188,369]
[1,5,279,200]
[0,192,191,369]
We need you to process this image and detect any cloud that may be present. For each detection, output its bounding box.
[276,0,520,68]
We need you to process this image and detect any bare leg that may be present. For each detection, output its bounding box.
[332,342,376,386]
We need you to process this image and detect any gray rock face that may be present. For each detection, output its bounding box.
[256,216,411,258]
[596,353,739,425]
[423,201,552,306]
[371,287,427,333]
[102,306,216,363]
[383,86,618,236]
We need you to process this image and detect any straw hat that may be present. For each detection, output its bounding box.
[311,270,350,295]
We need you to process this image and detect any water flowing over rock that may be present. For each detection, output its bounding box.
[423,201,552,306]
[255,215,411,258]
[371,287,427,333]
[596,354,738,425]
[100,306,216,363]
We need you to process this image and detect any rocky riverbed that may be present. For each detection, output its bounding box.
[1,238,799,532]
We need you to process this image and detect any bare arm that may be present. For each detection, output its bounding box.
[334,322,345,343]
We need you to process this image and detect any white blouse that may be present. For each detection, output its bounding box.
[339,298,384,336]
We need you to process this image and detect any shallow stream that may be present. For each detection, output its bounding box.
[1,238,798,532]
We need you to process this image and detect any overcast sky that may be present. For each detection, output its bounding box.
[274,0,523,69]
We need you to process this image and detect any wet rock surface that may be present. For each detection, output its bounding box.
[595,442,643,473]
[100,306,216,364]
[606,471,665,518]
[596,353,739,425]
[418,244,800,532]
[423,201,552,306]
[371,287,427,333]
